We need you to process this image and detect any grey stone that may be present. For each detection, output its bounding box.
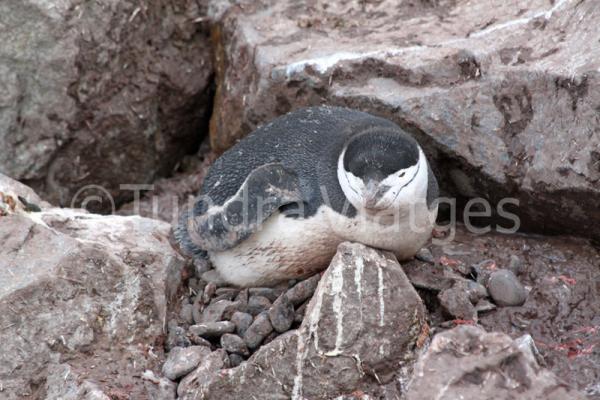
[197,242,427,399]
[475,299,497,313]
[243,312,273,350]
[0,1,212,211]
[247,296,272,316]
[415,247,435,264]
[177,349,230,398]
[228,353,245,368]
[0,175,186,398]
[235,288,249,308]
[220,334,250,356]
[189,334,212,348]
[438,283,478,322]
[487,269,528,307]
[201,300,237,323]
[166,325,191,351]
[285,274,321,306]
[268,294,295,333]
[406,326,585,400]
[207,0,600,242]
[248,287,280,302]
[162,346,210,381]
[466,280,489,304]
[189,321,236,339]
[214,288,240,301]
[230,311,253,337]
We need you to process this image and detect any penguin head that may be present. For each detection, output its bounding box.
[337,130,428,214]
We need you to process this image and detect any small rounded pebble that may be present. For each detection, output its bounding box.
[415,248,435,264]
[215,288,240,300]
[268,294,294,333]
[162,346,209,380]
[286,274,320,306]
[220,333,250,356]
[230,311,253,336]
[201,300,237,323]
[286,274,321,306]
[247,296,272,316]
[189,334,212,347]
[466,281,488,304]
[249,288,280,302]
[487,269,527,307]
[235,289,249,307]
[243,312,273,349]
[166,324,191,351]
[229,353,245,368]
[189,321,236,339]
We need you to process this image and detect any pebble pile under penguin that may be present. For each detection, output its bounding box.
[176,106,439,287]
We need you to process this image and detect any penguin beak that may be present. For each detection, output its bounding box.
[363,180,381,210]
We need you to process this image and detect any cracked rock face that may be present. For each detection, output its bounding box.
[0,175,186,399]
[208,0,600,241]
[406,325,586,400]
[181,242,427,399]
[0,0,213,211]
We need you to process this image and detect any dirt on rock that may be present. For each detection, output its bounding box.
[404,224,600,397]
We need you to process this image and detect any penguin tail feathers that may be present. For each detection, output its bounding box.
[174,210,208,259]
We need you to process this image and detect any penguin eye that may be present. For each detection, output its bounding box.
[399,172,406,177]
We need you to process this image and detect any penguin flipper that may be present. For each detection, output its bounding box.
[179,163,304,252]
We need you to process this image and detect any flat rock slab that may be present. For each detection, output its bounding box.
[181,242,427,399]
[406,325,585,399]
[208,0,600,241]
[0,176,185,399]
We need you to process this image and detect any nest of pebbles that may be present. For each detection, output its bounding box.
[166,258,321,367]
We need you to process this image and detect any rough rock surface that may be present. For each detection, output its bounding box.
[182,242,428,399]
[406,325,585,399]
[403,223,600,396]
[0,0,213,211]
[208,0,600,240]
[117,147,217,224]
[0,176,186,399]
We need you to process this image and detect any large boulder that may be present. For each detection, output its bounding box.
[0,175,186,399]
[207,0,600,240]
[0,0,213,211]
[406,325,585,399]
[179,242,428,399]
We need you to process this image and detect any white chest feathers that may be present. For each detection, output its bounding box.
[209,201,437,287]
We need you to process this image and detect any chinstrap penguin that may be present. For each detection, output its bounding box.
[176,106,438,286]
